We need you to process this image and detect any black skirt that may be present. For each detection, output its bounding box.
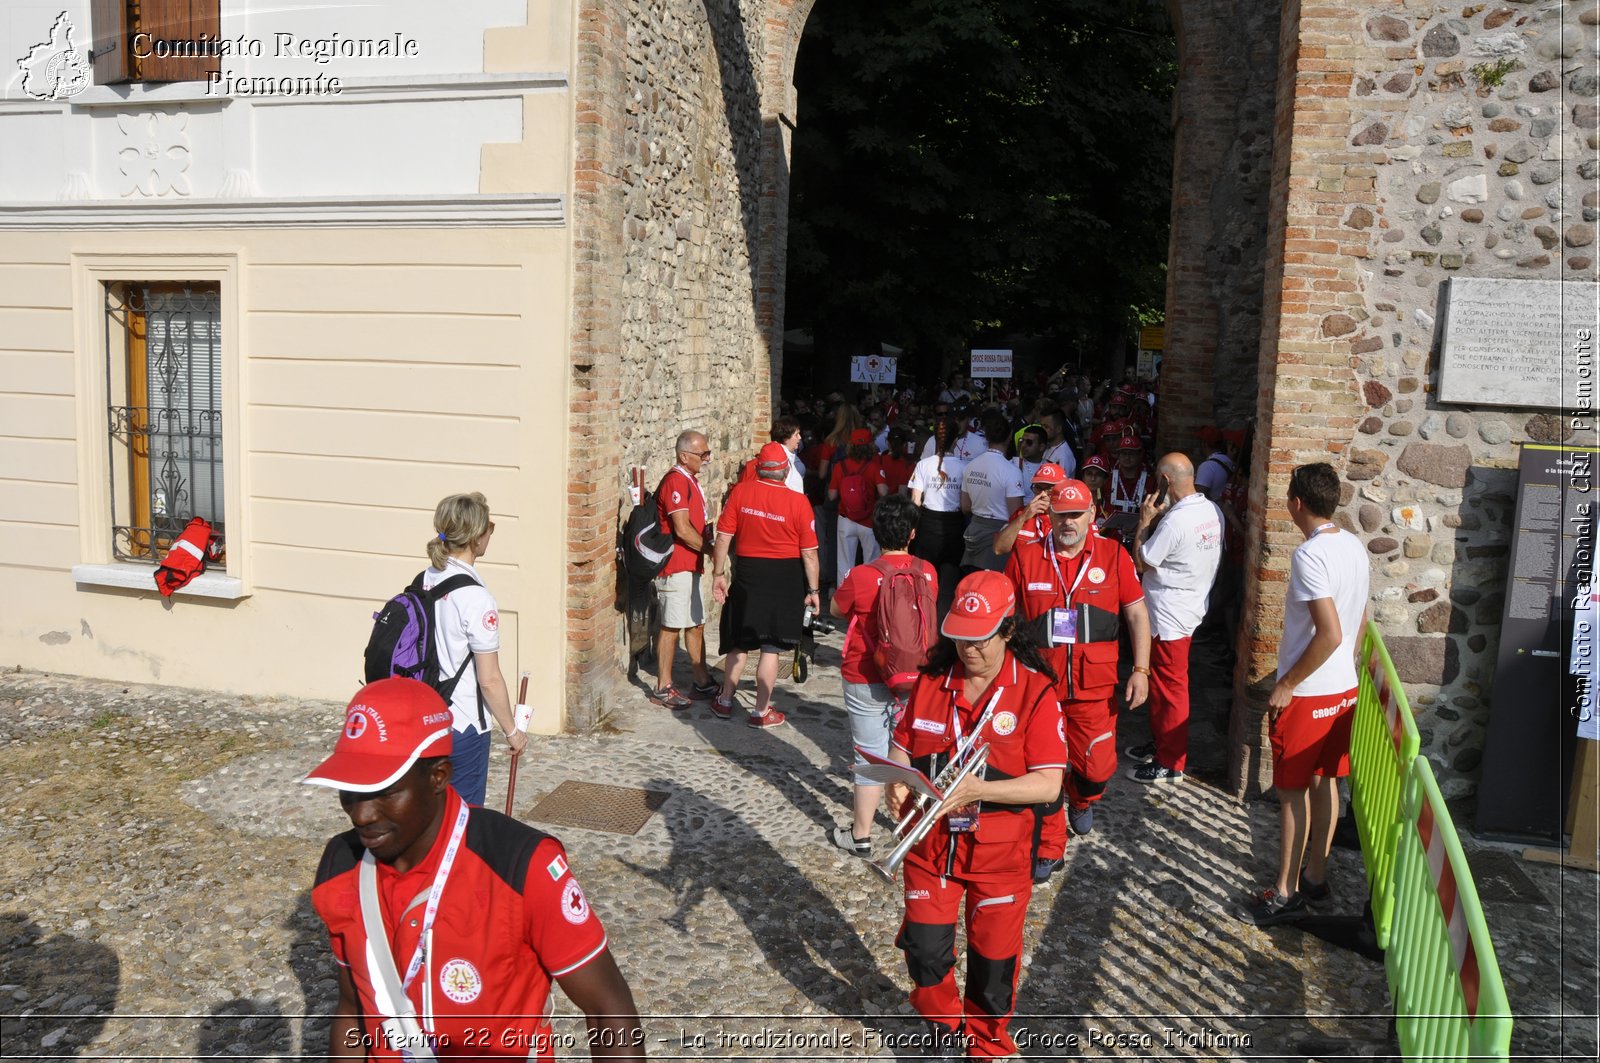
[720,555,806,653]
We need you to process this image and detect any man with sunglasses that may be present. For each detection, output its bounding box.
[1013,423,1048,484]
[650,430,717,709]
[1005,480,1151,882]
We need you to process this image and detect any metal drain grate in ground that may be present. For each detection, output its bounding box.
[1466,849,1547,906]
[525,781,669,835]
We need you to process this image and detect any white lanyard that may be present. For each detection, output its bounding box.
[399,801,470,994]
[1048,539,1094,605]
[673,464,708,526]
[1112,470,1146,512]
[948,678,1006,752]
[1313,521,1337,536]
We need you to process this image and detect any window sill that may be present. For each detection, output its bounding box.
[72,563,248,601]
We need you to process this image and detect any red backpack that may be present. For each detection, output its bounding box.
[838,459,875,523]
[865,558,937,695]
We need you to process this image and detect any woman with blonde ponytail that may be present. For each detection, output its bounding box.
[423,492,526,806]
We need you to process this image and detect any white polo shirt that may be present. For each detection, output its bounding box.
[1139,492,1224,640]
[961,450,1025,521]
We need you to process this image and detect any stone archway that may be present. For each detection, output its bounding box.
[568,0,1597,809]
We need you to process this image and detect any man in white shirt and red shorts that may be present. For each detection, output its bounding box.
[1246,462,1370,926]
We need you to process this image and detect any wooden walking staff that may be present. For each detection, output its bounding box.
[505,672,531,816]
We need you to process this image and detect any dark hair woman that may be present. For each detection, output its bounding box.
[907,414,969,617]
[884,570,1064,1058]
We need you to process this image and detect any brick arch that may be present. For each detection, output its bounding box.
[568,0,1390,803]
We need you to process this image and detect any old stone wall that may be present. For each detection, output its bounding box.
[1161,0,1282,448]
[1235,0,1599,798]
[567,0,810,726]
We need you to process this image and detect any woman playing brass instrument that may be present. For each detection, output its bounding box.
[884,570,1065,1061]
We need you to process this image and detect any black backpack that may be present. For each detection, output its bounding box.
[363,571,482,722]
[622,491,676,581]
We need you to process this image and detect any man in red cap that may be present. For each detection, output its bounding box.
[1078,453,1115,535]
[1005,479,1151,881]
[305,678,643,1060]
[1102,429,1150,541]
[885,570,1066,1060]
[991,462,1064,558]
[711,441,821,728]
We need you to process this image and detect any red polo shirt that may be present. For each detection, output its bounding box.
[312,789,609,1059]
[657,465,708,577]
[891,654,1065,880]
[1005,533,1142,702]
[716,478,819,559]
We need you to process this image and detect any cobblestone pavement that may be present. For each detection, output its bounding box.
[0,632,1594,1060]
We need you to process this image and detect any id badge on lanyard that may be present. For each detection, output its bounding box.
[1046,548,1090,646]
[945,689,1000,834]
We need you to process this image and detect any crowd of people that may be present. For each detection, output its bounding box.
[289,361,1372,1062]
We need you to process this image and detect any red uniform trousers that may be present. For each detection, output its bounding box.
[898,846,1032,1059]
[1033,694,1117,860]
[1148,635,1193,773]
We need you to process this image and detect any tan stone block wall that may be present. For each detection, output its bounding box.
[1236,0,1599,798]
[565,0,813,725]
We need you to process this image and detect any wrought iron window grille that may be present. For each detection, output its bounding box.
[104,283,225,564]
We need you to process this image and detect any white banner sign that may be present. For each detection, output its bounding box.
[850,354,897,384]
[970,348,1013,379]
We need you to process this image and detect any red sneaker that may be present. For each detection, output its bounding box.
[710,693,737,720]
[747,707,787,729]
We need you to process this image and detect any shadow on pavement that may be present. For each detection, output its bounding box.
[0,911,119,1058]
[622,778,927,1057]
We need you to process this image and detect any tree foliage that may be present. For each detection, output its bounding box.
[785,0,1177,375]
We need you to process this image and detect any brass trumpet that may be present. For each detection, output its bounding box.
[871,743,990,882]
[890,700,997,840]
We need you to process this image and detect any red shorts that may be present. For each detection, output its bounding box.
[1270,688,1357,790]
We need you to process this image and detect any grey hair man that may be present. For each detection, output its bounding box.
[649,429,718,709]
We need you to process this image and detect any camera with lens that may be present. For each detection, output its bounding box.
[802,605,836,637]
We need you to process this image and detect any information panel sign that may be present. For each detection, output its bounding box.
[1477,444,1599,841]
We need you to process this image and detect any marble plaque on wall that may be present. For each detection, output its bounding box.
[1438,278,1598,409]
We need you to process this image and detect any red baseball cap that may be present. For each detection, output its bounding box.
[757,441,790,473]
[1081,453,1112,476]
[941,571,1016,641]
[849,428,873,445]
[1115,430,1143,452]
[1030,462,1066,486]
[302,678,454,793]
[1050,480,1094,513]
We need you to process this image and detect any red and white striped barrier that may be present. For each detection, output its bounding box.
[1415,799,1483,1020]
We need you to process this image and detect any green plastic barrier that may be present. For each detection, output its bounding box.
[1349,622,1421,949]
[1387,757,1514,1061]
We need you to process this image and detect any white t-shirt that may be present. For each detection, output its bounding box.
[909,453,967,512]
[961,450,1025,520]
[953,431,988,463]
[1278,528,1371,696]
[785,453,805,494]
[1140,493,1224,640]
[422,556,500,734]
[1043,439,1077,479]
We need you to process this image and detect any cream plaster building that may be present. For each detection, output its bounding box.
[0,2,606,727]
